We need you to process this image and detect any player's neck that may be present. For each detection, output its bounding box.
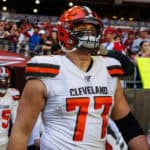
[65,51,92,72]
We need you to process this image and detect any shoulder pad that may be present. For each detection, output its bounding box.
[103,57,124,77]
[25,56,60,79]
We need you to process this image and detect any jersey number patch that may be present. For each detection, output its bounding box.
[66,96,112,141]
[2,109,11,128]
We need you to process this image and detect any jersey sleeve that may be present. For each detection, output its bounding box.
[104,57,124,77]
[25,56,60,80]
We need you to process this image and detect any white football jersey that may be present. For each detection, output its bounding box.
[26,55,124,150]
[0,88,20,145]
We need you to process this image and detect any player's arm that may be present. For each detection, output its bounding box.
[7,79,46,150]
[111,79,149,150]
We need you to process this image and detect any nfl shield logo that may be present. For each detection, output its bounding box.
[84,76,91,82]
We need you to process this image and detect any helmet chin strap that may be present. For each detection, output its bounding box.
[59,42,78,53]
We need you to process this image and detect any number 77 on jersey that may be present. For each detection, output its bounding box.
[66,96,112,141]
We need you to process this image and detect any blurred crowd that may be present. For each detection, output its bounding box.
[0,19,62,57]
[0,19,150,56]
[0,19,150,59]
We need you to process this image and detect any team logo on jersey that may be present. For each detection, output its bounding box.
[84,75,91,82]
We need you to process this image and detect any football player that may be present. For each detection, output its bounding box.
[0,66,20,150]
[7,6,149,150]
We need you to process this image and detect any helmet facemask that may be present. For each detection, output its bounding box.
[71,29,100,50]
[0,67,11,95]
[0,77,10,94]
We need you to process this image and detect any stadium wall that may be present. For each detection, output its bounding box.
[124,89,150,134]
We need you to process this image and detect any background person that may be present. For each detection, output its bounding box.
[131,28,150,54]
[38,29,53,55]
[138,41,150,57]
[0,66,20,150]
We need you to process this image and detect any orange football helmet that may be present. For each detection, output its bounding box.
[58,5,103,52]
